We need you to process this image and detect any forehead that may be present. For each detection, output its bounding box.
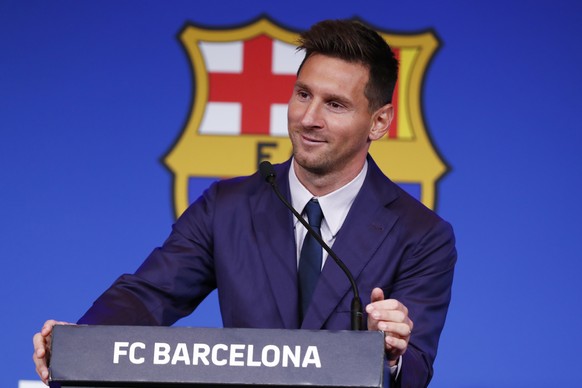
[296,54,369,99]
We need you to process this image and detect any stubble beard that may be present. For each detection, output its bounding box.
[293,151,330,176]
[292,140,345,179]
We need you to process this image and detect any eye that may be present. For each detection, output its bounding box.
[296,90,310,100]
[327,101,347,111]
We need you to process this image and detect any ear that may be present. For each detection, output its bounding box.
[369,104,394,141]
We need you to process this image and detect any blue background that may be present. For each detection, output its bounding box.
[2,1,582,386]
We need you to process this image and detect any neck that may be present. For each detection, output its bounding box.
[292,157,366,197]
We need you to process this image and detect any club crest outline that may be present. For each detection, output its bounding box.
[165,18,448,217]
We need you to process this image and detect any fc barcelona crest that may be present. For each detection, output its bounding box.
[164,18,447,217]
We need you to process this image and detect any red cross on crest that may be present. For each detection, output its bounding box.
[208,36,296,135]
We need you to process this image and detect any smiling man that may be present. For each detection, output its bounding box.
[34,20,456,388]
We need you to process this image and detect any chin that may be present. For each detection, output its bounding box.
[294,154,329,175]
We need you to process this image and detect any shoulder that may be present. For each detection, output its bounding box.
[368,170,457,270]
[366,155,454,239]
[211,159,290,200]
[181,159,291,214]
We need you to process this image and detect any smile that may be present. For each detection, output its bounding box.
[301,134,325,144]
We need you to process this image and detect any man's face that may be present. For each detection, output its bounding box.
[288,54,379,180]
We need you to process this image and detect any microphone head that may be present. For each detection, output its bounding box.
[259,161,276,184]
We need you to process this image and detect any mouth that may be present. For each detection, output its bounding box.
[300,134,326,145]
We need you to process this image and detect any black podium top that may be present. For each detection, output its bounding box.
[49,325,386,388]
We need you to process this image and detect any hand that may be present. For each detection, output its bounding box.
[32,320,74,385]
[366,288,413,365]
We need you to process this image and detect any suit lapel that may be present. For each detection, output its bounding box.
[301,157,400,329]
[250,160,301,329]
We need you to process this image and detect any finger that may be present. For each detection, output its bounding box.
[378,321,412,338]
[384,335,408,359]
[375,298,407,312]
[33,332,46,357]
[36,364,49,385]
[32,335,49,384]
[41,319,71,337]
[366,288,385,317]
[372,308,408,326]
[370,287,385,303]
[369,300,403,317]
[40,319,58,337]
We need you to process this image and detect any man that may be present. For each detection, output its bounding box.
[33,19,456,387]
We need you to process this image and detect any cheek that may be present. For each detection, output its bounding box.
[287,102,302,123]
[334,122,370,146]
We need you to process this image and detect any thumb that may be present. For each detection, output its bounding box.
[370,287,385,304]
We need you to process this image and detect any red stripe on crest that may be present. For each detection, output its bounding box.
[388,48,400,139]
[208,36,296,135]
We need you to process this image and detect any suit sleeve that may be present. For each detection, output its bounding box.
[77,183,220,326]
[390,219,457,388]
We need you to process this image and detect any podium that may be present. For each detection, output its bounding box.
[49,325,386,388]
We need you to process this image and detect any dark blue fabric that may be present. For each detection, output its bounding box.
[298,199,324,320]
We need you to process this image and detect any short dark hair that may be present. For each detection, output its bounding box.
[297,19,398,111]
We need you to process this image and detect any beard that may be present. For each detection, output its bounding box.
[291,139,348,178]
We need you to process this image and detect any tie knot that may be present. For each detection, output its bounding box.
[304,199,323,228]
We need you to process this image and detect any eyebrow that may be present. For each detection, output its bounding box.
[294,81,353,107]
[294,81,310,92]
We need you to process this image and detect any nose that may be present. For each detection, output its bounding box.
[300,101,323,129]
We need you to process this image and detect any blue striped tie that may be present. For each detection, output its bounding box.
[298,199,324,320]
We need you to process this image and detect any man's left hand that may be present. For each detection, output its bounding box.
[366,287,413,366]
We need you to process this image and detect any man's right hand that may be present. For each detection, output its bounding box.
[32,320,74,385]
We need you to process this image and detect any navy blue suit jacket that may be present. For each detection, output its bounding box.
[79,156,456,387]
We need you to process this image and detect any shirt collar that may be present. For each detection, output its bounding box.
[289,159,368,237]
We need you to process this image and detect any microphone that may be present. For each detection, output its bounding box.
[259,161,363,331]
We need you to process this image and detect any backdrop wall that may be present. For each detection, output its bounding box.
[2,1,582,387]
